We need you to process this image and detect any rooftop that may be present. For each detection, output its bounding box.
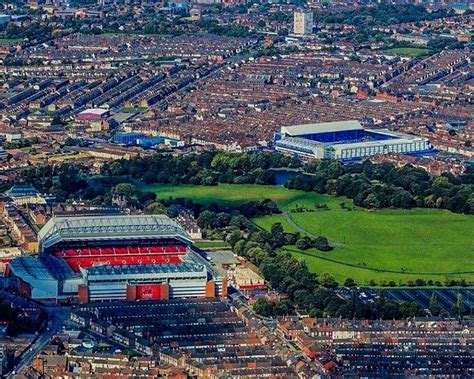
[5,185,39,198]
[9,255,78,282]
[84,262,206,277]
[281,120,362,136]
[39,215,192,250]
[78,108,109,116]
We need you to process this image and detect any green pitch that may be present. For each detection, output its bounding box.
[387,47,432,57]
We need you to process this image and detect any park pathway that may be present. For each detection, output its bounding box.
[282,212,344,247]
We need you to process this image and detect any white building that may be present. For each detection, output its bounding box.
[294,10,313,35]
[82,262,208,302]
[274,120,431,161]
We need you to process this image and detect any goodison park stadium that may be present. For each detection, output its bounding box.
[8,215,227,304]
[274,120,431,162]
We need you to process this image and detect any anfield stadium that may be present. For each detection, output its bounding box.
[9,215,227,304]
[274,120,431,161]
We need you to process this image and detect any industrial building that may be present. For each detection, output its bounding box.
[274,120,431,161]
[76,108,110,120]
[112,132,146,145]
[8,215,227,304]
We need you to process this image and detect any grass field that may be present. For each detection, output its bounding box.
[146,184,474,285]
[194,240,231,249]
[145,183,308,208]
[121,107,148,113]
[387,47,431,57]
[0,38,21,46]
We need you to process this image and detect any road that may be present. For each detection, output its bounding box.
[8,307,71,378]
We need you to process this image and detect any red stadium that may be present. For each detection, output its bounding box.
[48,240,186,272]
[9,215,227,303]
[38,215,192,272]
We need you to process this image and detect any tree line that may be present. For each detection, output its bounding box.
[317,4,449,27]
[15,152,473,215]
[286,159,473,214]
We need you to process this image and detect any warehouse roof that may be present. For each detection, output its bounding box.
[77,108,109,117]
[38,215,191,250]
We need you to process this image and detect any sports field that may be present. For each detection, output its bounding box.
[146,184,474,285]
[387,47,432,57]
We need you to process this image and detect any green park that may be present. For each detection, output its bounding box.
[145,183,474,286]
[387,47,432,57]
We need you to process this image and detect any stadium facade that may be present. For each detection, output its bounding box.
[8,215,227,304]
[274,120,431,161]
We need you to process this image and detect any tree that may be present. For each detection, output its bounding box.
[399,301,422,318]
[144,202,167,215]
[271,222,284,237]
[452,294,465,318]
[270,222,286,247]
[197,210,215,229]
[364,193,381,208]
[320,273,338,288]
[296,236,312,250]
[230,214,251,230]
[314,236,332,252]
[215,212,231,228]
[112,183,137,198]
[57,164,88,196]
[52,115,63,126]
[253,298,274,317]
[233,239,246,255]
[246,247,268,266]
[429,293,440,316]
[344,278,356,288]
[226,230,242,247]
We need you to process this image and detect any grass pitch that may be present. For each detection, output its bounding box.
[387,47,432,57]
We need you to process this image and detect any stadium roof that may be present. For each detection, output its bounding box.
[84,262,206,278]
[5,185,39,198]
[9,255,78,282]
[38,215,192,250]
[281,120,362,136]
[275,136,321,154]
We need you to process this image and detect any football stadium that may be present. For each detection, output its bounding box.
[274,120,431,161]
[8,215,227,304]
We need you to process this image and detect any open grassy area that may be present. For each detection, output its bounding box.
[194,240,231,249]
[145,183,309,208]
[387,47,431,57]
[0,38,21,46]
[121,107,148,113]
[146,184,474,285]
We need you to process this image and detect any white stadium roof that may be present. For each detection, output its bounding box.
[38,215,191,250]
[281,120,362,136]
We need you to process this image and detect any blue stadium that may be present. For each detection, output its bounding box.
[274,120,432,161]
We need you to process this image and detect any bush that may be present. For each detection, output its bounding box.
[344,278,356,288]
